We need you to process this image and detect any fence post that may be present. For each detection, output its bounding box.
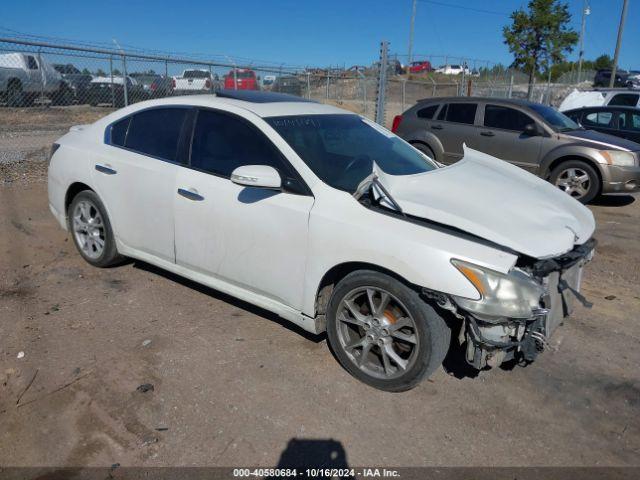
[306,72,311,100]
[429,77,436,97]
[326,70,329,99]
[122,53,129,107]
[508,73,514,98]
[165,59,168,79]
[375,40,389,126]
[110,55,115,108]
[37,48,45,107]
[401,78,406,112]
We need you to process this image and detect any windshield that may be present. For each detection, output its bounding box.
[184,70,210,78]
[529,104,580,132]
[266,114,437,193]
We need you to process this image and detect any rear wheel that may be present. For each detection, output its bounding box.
[412,142,436,161]
[326,270,450,392]
[68,190,122,267]
[550,160,600,204]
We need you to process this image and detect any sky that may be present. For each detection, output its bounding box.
[1,0,638,70]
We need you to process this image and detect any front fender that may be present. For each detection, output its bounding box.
[539,145,606,178]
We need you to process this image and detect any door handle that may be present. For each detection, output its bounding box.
[178,188,205,201]
[480,131,495,137]
[431,124,443,130]
[95,164,117,175]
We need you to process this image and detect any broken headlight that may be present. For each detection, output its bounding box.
[451,259,546,319]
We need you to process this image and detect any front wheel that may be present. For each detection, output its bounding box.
[550,160,600,204]
[68,190,122,267]
[326,271,450,392]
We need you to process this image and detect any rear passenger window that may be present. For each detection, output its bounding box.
[190,109,286,178]
[583,111,614,127]
[609,94,639,107]
[484,105,534,131]
[125,108,188,161]
[109,117,130,147]
[445,103,477,124]
[417,105,438,119]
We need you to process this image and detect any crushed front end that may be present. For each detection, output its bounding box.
[428,239,596,370]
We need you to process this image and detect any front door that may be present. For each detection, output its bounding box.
[174,108,314,310]
[476,104,543,173]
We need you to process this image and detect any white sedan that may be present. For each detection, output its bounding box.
[48,91,595,391]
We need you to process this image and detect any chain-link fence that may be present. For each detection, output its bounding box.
[0,36,596,129]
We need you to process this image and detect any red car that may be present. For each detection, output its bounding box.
[224,69,259,90]
[408,61,433,74]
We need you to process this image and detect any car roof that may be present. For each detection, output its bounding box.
[99,92,351,119]
[416,96,541,108]
[564,105,640,112]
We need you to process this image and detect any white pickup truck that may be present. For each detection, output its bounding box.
[172,69,217,94]
[0,52,68,106]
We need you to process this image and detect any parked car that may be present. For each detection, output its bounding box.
[224,69,259,90]
[559,88,640,111]
[594,69,630,88]
[435,64,469,75]
[272,75,302,96]
[53,64,93,104]
[172,69,216,94]
[130,73,173,98]
[262,75,276,86]
[49,90,596,391]
[0,52,68,106]
[87,76,147,107]
[563,106,640,143]
[408,61,433,74]
[392,97,640,203]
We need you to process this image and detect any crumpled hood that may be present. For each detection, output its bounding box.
[376,146,595,259]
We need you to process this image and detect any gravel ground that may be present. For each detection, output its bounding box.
[0,107,639,469]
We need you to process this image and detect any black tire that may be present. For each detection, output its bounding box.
[412,142,436,161]
[7,80,24,107]
[326,270,450,392]
[549,159,600,204]
[67,190,122,267]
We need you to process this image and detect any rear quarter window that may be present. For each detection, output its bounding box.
[417,104,438,119]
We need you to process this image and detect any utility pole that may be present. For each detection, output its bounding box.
[576,0,590,83]
[408,0,417,65]
[609,0,629,88]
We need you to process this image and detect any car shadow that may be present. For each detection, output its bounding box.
[131,260,325,344]
[265,438,349,479]
[591,194,636,207]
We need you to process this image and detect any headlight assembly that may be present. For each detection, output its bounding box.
[451,259,546,319]
[600,150,636,167]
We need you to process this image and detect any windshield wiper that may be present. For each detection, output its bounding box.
[353,171,406,217]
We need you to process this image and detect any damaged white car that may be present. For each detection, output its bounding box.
[48,91,596,391]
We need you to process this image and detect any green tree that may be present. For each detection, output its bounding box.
[112,68,122,76]
[96,68,106,76]
[503,0,578,98]
[593,54,613,70]
[81,68,91,75]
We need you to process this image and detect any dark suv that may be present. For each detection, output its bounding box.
[594,69,630,88]
[392,97,640,203]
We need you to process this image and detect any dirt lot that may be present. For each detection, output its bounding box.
[1,107,639,468]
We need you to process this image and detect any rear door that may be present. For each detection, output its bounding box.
[580,109,621,137]
[93,106,191,262]
[475,103,543,173]
[430,102,479,164]
[174,108,314,310]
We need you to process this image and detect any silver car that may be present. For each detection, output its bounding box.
[393,97,640,203]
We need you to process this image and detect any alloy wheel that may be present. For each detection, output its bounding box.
[336,287,420,380]
[554,167,591,199]
[72,199,105,259]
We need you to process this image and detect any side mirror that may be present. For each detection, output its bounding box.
[523,123,539,136]
[230,165,281,189]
